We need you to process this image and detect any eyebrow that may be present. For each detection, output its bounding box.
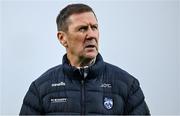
[76,24,98,29]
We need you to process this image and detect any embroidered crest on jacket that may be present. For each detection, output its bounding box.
[104,97,113,110]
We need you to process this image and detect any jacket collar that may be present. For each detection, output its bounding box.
[62,53,105,80]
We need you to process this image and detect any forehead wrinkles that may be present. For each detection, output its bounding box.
[68,12,97,26]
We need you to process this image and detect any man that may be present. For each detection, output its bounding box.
[20,3,150,115]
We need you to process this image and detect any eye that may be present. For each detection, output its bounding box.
[79,26,88,32]
[91,25,98,31]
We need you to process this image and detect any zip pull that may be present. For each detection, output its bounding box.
[79,67,89,79]
[81,80,84,85]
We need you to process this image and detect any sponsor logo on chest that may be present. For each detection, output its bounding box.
[51,98,67,103]
[100,83,112,88]
[51,82,65,87]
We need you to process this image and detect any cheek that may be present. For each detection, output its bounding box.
[96,30,99,38]
[96,32,100,43]
[68,36,84,49]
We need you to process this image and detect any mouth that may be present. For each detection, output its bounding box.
[85,45,96,48]
[84,39,98,50]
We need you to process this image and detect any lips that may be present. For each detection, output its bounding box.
[84,40,97,48]
[84,43,97,50]
[85,45,96,48]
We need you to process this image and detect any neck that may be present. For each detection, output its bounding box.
[67,54,96,68]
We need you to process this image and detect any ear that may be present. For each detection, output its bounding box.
[57,31,68,48]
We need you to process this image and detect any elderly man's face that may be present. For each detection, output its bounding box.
[62,12,99,61]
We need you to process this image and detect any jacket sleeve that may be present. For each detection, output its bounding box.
[19,81,43,115]
[124,78,150,115]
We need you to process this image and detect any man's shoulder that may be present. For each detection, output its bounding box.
[104,62,131,75]
[33,64,63,87]
[104,62,136,84]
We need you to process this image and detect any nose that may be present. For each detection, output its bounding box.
[86,26,97,39]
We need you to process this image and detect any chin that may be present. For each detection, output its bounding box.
[85,52,98,59]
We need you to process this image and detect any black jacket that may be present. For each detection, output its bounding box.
[20,54,150,115]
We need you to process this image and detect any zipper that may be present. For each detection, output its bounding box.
[81,80,85,115]
[80,67,89,115]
